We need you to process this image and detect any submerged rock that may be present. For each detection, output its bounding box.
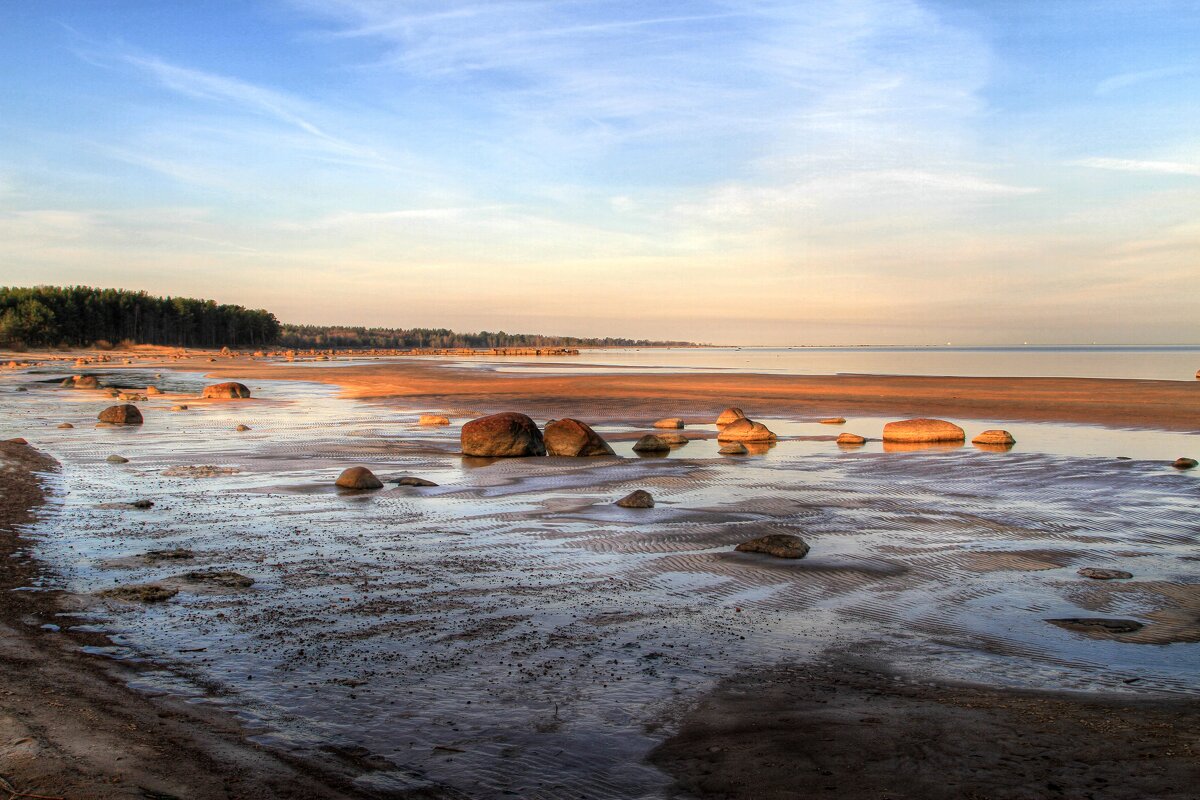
[616,490,655,508]
[544,418,615,457]
[655,432,689,446]
[178,570,254,589]
[1078,567,1133,580]
[632,434,672,453]
[202,382,251,399]
[336,466,383,490]
[98,404,143,425]
[461,412,546,457]
[715,407,746,426]
[106,454,129,464]
[1173,457,1197,470]
[395,476,438,487]
[1047,618,1143,635]
[653,418,684,429]
[418,414,451,425]
[972,429,1016,446]
[882,418,965,444]
[143,548,194,561]
[718,442,748,455]
[101,584,178,603]
[837,432,867,446]
[735,533,810,559]
[716,418,777,442]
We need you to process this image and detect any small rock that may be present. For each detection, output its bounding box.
[632,434,671,452]
[1078,567,1133,580]
[146,386,162,395]
[716,418,777,443]
[57,422,74,429]
[202,382,251,399]
[735,533,810,559]
[101,584,178,603]
[418,414,451,425]
[143,548,194,561]
[395,476,438,487]
[1047,618,1143,635]
[616,490,654,508]
[715,407,746,426]
[718,442,748,454]
[819,417,846,424]
[972,429,1016,446]
[836,432,866,445]
[106,454,129,464]
[336,466,383,490]
[1173,457,1197,470]
[235,424,251,432]
[653,418,684,429]
[171,405,189,412]
[131,499,154,509]
[98,404,143,425]
[178,570,254,589]
[654,432,689,446]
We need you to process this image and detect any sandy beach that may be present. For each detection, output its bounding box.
[2,348,1198,798]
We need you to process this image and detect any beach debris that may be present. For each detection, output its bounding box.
[395,476,439,487]
[101,583,178,603]
[143,548,194,561]
[336,466,384,490]
[882,418,965,444]
[836,432,867,446]
[57,422,74,429]
[98,404,143,425]
[236,424,251,431]
[715,407,746,426]
[654,418,684,429]
[202,381,251,399]
[972,429,1016,446]
[106,454,129,464]
[177,570,255,589]
[171,404,189,411]
[718,441,748,455]
[716,418,777,443]
[1173,457,1197,470]
[1078,567,1133,580]
[819,417,846,424]
[655,432,689,446]
[544,418,615,456]
[162,465,240,477]
[1047,618,1143,635]
[616,490,655,508]
[461,412,546,457]
[632,434,671,453]
[418,414,451,425]
[735,533,810,559]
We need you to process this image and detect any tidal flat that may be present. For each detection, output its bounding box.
[2,351,1198,798]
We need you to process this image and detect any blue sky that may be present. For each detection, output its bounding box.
[1,1,1198,344]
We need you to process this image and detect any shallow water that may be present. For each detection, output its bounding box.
[3,365,1199,798]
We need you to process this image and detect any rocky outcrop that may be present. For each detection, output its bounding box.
[716,418,777,442]
[335,466,383,490]
[461,412,546,457]
[715,407,746,426]
[972,430,1015,446]
[882,418,965,444]
[632,434,671,452]
[202,382,251,399]
[616,490,654,508]
[544,418,615,457]
[735,533,810,559]
[98,404,143,425]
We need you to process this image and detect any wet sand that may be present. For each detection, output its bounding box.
[2,349,1198,798]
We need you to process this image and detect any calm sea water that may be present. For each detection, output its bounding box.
[451,345,1200,381]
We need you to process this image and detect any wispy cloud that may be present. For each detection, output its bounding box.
[1095,65,1198,96]
[1071,157,1200,178]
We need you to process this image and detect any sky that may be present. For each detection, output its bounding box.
[1,1,1198,345]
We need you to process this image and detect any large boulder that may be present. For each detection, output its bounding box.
[98,404,143,425]
[882,418,965,444]
[716,418,777,442]
[335,466,383,490]
[715,407,746,426]
[735,533,810,559]
[972,429,1015,446]
[544,418,615,457]
[461,412,546,457]
[202,382,251,399]
[632,434,671,452]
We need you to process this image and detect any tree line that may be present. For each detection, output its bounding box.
[0,286,695,349]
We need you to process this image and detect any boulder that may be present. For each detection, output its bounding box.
[715,407,746,426]
[655,432,689,446]
[335,466,383,490]
[544,418,615,457]
[461,412,546,457]
[418,414,451,425]
[1078,567,1133,580]
[716,418,777,442]
[1173,457,1198,470]
[653,418,684,429]
[98,404,143,425]
[882,418,965,444]
[735,533,810,559]
[972,429,1015,446]
[202,382,251,399]
[632,434,671,452]
[718,442,748,455]
[616,490,654,508]
[819,417,846,424]
[395,476,438,487]
[836,432,866,445]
